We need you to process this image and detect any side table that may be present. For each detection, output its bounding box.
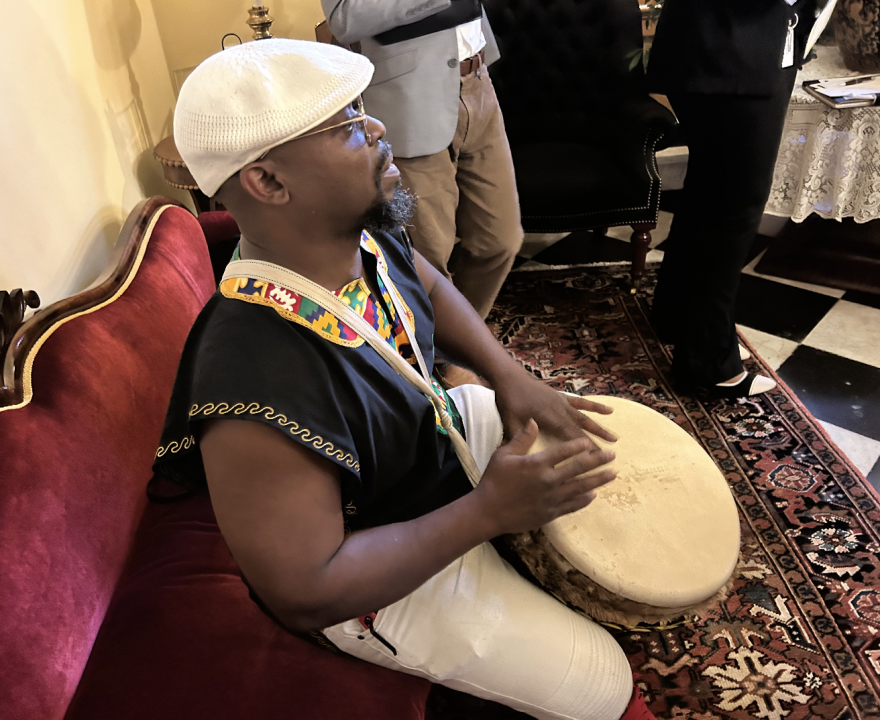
[154,136,215,214]
[766,44,880,223]
[758,45,880,294]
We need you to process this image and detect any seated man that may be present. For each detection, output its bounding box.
[154,38,652,720]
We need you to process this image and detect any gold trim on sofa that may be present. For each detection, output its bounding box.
[0,197,181,412]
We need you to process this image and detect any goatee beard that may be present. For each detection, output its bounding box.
[362,181,416,234]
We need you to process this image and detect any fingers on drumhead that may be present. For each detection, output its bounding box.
[508,419,539,453]
[569,396,614,415]
[539,435,595,466]
[562,465,617,494]
[561,489,599,516]
[580,448,616,472]
[581,416,618,443]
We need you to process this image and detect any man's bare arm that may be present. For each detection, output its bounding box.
[201,416,615,633]
[413,250,617,443]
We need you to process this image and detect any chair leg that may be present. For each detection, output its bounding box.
[629,223,656,293]
[188,188,216,215]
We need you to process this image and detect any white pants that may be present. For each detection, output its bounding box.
[324,386,633,720]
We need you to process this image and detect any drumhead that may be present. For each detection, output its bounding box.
[530,396,740,609]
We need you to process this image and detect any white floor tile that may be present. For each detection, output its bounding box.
[742,249,846,298]
[803,300,880,369]
[519,232,570,260]
[514,259,553,271]
[657,146,688,191]
[605,225,629,243]
[655,211,673,245]
[818,420,880,476]
[737,325,799,370]
[606,211,673,247]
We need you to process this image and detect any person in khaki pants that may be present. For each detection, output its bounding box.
[321,0,522,323]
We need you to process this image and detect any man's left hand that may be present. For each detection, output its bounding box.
[493,372,617,446]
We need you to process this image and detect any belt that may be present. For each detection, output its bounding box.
[460,50,485,76]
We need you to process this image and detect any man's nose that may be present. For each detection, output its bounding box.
[366,114,386,145]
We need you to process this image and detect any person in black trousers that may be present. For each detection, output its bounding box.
[647,0,821,398]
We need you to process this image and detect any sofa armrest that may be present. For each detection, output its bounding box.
[0,197,186,411]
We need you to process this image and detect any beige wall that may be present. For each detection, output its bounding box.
[151,0,326,94]
[0,0,326,307]
[0,0,190,307]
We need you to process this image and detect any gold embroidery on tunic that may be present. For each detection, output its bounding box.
[155,435,195,458]
[157,402,361,472]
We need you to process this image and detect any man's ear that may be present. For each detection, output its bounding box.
[238,162,290,205]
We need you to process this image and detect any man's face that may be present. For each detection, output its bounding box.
[260,100,413,232]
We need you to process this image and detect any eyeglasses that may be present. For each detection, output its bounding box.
[298,96,368,140]
[253,97,369,164]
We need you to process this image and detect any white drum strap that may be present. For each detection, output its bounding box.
[222,257,483,487]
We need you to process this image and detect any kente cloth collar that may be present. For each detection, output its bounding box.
[219,231,416,353]
[219,231,463,437]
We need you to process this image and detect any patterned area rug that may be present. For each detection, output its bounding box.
[426,264,880,720]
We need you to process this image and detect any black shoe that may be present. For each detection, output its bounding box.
[683,372,776,400]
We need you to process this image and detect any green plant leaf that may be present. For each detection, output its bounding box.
[626,47,643,72]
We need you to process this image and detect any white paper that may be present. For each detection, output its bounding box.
[812,75,880,98]
[806,0,837,56]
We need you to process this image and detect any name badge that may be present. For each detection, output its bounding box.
[782,14,798,68]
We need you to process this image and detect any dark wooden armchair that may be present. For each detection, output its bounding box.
[483,0,676,289]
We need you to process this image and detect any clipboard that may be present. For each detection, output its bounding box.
[802,79,878,109]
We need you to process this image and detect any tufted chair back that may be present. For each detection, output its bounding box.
[483,0,676,289]
[484,0,646,144]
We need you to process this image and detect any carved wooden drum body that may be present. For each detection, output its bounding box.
[510,396,741,629]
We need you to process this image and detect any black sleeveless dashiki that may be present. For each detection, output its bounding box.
[151,228,471,531]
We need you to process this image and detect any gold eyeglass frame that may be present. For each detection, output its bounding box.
[256,96,368,161]
[299,95,367,140]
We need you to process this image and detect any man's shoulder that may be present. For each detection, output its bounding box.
[187,290,322,376]
[196,290,294,342]
[171,290,346,441]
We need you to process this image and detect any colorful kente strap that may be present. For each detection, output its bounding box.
[221,232,415,363]
[220,232,463,436]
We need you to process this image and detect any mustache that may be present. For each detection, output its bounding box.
[375,141,393,179]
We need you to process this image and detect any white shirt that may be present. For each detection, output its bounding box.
[456,17,486,61]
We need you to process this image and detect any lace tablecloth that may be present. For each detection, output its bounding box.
[766,45,880,223]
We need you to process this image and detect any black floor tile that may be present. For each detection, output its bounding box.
[867,460,880,493]
[842,288,880,310]
[777,345,880,441]
[735,274,838,342]
[746,235,773,266]
[529,230,630,266]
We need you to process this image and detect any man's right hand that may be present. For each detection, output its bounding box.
[473,419,617,536]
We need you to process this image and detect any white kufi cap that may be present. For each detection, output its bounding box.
[174,38,374,196]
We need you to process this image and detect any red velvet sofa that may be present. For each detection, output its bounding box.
[0,198,432,720]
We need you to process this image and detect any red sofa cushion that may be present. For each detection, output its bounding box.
[0,199,431,719]
[66,494,431,720]
[0,205,217,720]
[0,201,429,720]
[196,210,240,247]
